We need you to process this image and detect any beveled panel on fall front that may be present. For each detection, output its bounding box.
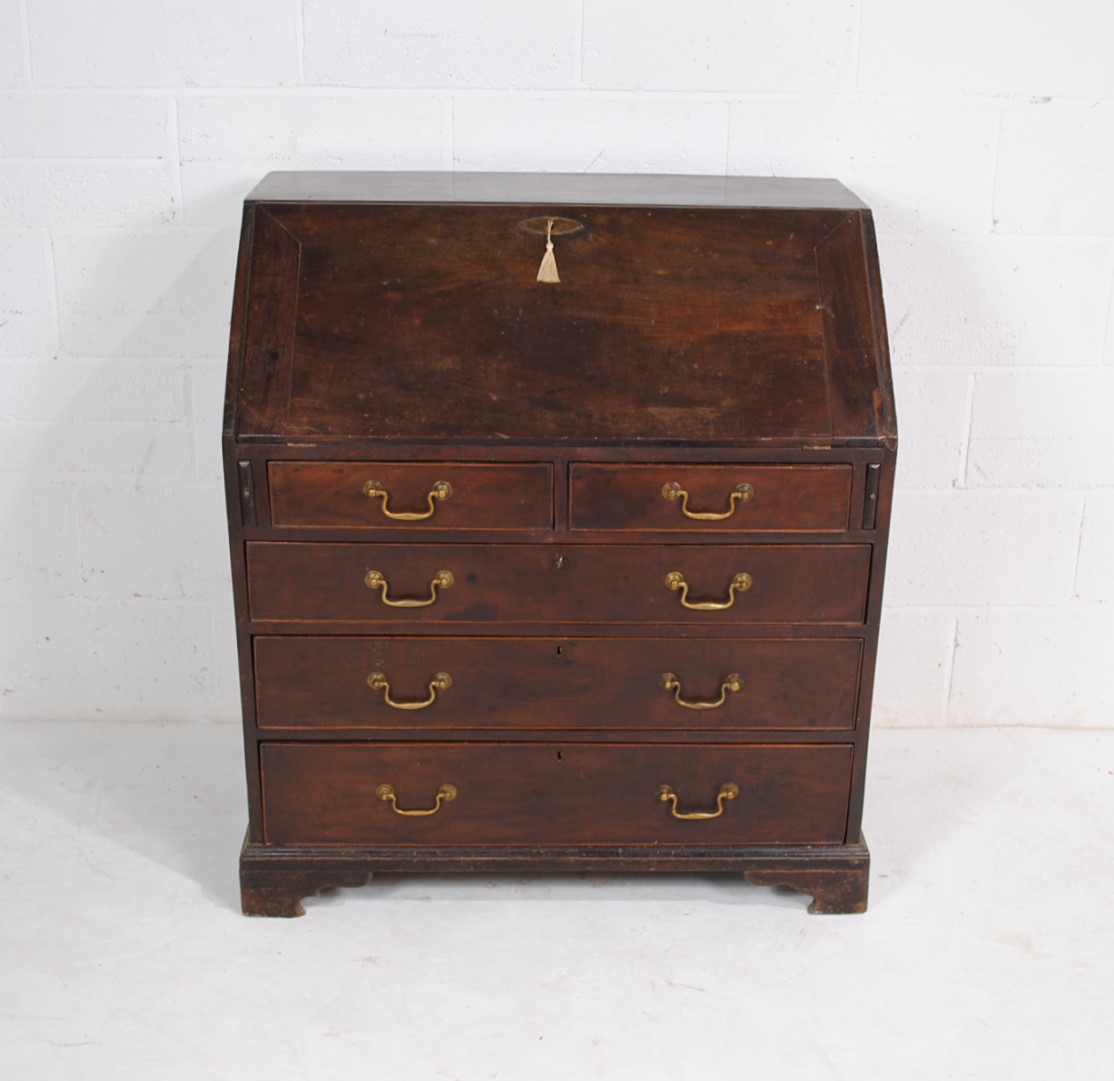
[259,741,854,846]
[570,464,852,532]
[245,542,872,626]
[268,461,553,530]
[233,204,860,445]
[253,636,863,731]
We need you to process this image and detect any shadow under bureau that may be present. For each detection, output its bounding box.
[223,171,897,917]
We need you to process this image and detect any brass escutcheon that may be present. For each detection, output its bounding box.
[367,671,452,710]
[661,481,754,521]
[376,783,458,817]
[664,570,752,610]
[518,216,585,237]
[661,672,743,710]
[363,479,451,520]
[657,782,740,820]
[364,569,454,607]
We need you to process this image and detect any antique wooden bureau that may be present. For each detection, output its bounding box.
[223,171,896,917]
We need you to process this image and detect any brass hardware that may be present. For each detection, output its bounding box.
[376,783,457,817]
[661,671,742,710]
[519,216,585,237]
[661,480,754,520]
[363,479,452,520]
[364,569,454,607]
[664,570,752,610]
[657,782,739,820]
[367,671,452,710]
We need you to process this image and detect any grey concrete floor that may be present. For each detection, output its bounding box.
[1,720,1111,1079]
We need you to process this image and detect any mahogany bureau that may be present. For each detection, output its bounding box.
[223,171,897,917]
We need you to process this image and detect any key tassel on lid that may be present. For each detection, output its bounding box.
[536,218,560,283]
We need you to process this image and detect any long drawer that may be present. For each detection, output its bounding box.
[260,741,854,846]
[246,542,871,625]
[254,636,862,731]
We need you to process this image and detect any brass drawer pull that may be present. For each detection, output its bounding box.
[364,569,454,607]
[376,783,457,817]
[661,481,753,520]
[665,570,752,610]
[657,782,739,820]
[367,671,452,710]
[363,479,452,520]
[661,672,742,710]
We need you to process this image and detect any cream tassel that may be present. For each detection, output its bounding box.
[536,218,560,283]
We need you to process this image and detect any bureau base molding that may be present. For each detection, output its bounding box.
[239,833,870,918]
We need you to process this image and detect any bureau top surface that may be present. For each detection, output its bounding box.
[227,172,895,448]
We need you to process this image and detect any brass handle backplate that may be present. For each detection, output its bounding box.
[365,569,454,608]
[368,671,452,710]
[661,672,742,710]
[376,783,457,817]
[662,481,754,520]
[657,782,739,820]
[363,479,451,520]
[665,571,752,610]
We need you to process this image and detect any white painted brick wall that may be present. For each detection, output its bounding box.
[583,2,860,94]
[0,1,27,88]
[728,98,1000,234]
[303,1,583,89]
[1,0,1111,726]
[452,96,728,174]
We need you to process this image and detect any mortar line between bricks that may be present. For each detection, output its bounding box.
[6,85,1109,106]
[879,233,1114,243]
[1100,258,1114,364]
[446,95,456,170]
[23,87,1098,106]
[852,0,865,92]
[883,604,1103,613]
[575,0,585,87]
[43,229,60,356]
[171,97,184,222]
[896,363,1114,373]
[17,0,33,83]
[1071,497,1089,598]
[895,483,1105,493]
[987,101,1004,231]
[295,0,305,84]
[956,373,976,487]
[942,615,960,724]
[0,156,175,164]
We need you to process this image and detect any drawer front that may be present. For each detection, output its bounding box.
[246,542,871,625]
[260,741,853,846]
[254,636,862,732]
[268,461,552,530]
[571,464,852,532]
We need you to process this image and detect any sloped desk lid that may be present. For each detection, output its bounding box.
[226,172,895,448]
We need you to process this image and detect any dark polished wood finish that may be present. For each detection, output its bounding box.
[246,541,871,625]
[260,741,854,846]
[268,461,553,530]
[570,464,852,532]
[253,636,863,732]
[224,172,896,916]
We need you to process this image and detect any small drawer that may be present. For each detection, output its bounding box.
[570,464,851,532]
[245,542,871,626]
[254,636,862,732]
[260,741,854,846]
[268,461,552,530]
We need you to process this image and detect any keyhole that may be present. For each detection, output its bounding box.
[556,751,563,761]
[556,645,563,656]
